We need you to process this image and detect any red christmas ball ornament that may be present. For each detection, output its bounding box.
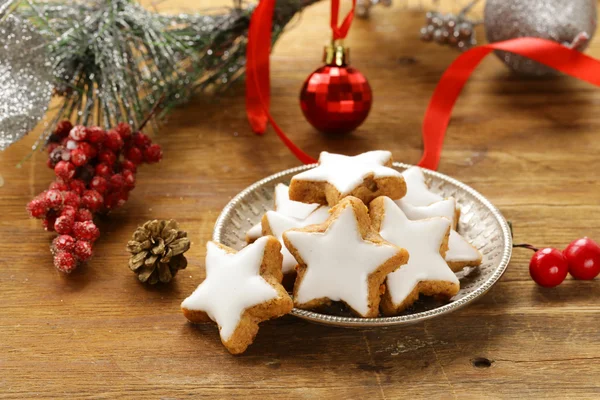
[300,43,372,134]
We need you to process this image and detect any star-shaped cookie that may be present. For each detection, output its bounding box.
[396,166,482,270]
[283,196,408,317]
[246,183,322,243]
[181,236,293,354]
[370,196,459,315]
[288,151,406,206]
[261,206,331,275]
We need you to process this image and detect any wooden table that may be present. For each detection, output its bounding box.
[2,1,600,398]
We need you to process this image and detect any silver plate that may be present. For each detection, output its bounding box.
[213,163,512,328]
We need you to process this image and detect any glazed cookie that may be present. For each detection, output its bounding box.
[396,166,460,228]
[288,151,406,206]
[396,166,482,270]
[261,206,331,275]
[181,236,293,355]
[446,231,483,272]
[370,196,459,315]
[246,183,321,243]
[283,196,408,318]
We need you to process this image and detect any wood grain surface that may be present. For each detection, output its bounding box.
[2,1,600,398]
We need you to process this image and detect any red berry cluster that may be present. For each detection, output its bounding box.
[522,237,600,287]
[27,121,162,273]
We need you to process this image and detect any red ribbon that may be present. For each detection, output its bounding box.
[245,0,355,164]
[245,0,274,135]
[247,4,600,169]
[418,37,600,171]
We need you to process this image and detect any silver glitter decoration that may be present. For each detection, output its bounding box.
[484,0,598,76]
[0,14,52,150]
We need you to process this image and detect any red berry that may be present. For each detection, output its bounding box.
[55,121,73,138]
[69,125,87,141]
[81,190,104,212]
[62,191,81,208]
[98,149,117,166]
[75,208,93,222]
[109,174,125,191]
[73,221,100,242]
[54,251,77,273]
[65,139,78,150]
[70,148,88,167]
[44,190,63,209]
[49,180,69,191]
[564,238,600,280]
[104,130,124,151]
[144,144,162,163]
[125,147,143,164]
[60,205,77,219]
[77,142,97,159]
[529,248,569,288]
[69,180,87,195]
[121,159,137,173]
[73,240,93,262]
[119,190,129,203]
[52,235,76,253]
[133,132,151,148]
[27,198,48,218]
[115,122,132,141]
[95,163,112,178]
[54,214,75,235]
[86,126,106,144]
[122,170,136,188]
[90,176,108,194]
[54,161,75,181]
[103,192,119,210]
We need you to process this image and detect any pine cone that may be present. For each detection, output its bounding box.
[127,219,190,284]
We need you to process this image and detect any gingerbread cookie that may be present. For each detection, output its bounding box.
[261,206,330,275]
[446,230,483,271]
[370,196,459,315]
[288,151,406,206]
[283,197,408,318]
[246,183,321,243]
[181,236,293,354]
[396,166,481,270]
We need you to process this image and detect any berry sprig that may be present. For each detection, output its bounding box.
[27,121,162,273]
[515,238,600,287]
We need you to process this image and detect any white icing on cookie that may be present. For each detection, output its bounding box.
[377,197,458,307]
[274,183,320,219]
[246,222,262,241]
[284,204,401,316]
[290,151,402,195]
[398,198,457,226]
[246,183,320,242]
[181,237,278,342]
[263,207,331,274]
[397,166,443,207]
[446,230,482,263]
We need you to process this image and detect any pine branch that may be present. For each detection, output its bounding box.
[13,0,319,148]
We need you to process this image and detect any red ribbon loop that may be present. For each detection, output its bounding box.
[247,4,600,170]
[419,37,600,171]
[331,0,357,40]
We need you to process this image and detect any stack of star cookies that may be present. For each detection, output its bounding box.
[181,150,482,354]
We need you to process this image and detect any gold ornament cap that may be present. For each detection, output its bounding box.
[323,41,350,66]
